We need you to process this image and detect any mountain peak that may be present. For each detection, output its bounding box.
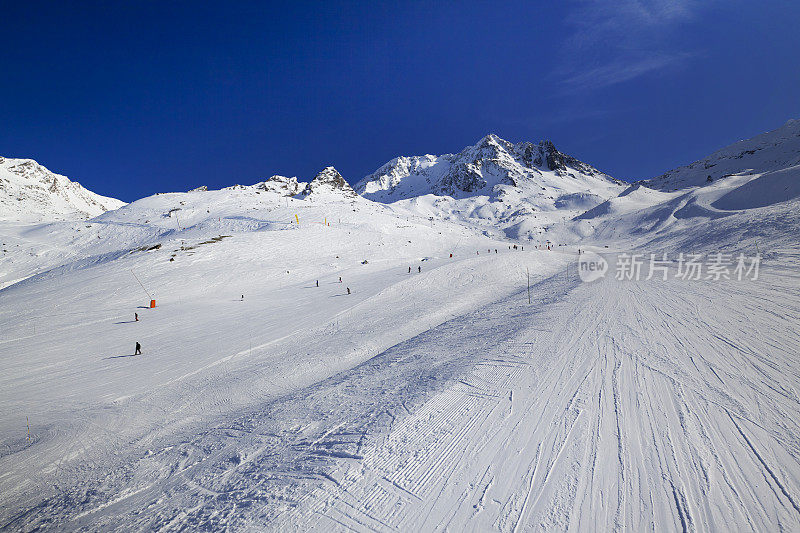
[314,166,343,179]
[0,156,124,222]
[303,166,357,198]
[477,133,503,147]
[355,134,618,202]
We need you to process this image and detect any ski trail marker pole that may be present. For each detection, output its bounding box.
[131,270,153,306]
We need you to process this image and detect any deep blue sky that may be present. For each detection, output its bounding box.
[2,1,798,201]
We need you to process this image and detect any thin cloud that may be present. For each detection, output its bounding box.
[562,52,693,90]
[558,0,705,90]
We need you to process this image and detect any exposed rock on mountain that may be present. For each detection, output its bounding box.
[354,134,624,240]
[301,167,357,198]
[356,134,620,202]
[255,176,303,196]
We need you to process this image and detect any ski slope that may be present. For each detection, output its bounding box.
[3,230,799,530]
[0,187,570,529]
[2,125,800,530]
[276,253,800,531]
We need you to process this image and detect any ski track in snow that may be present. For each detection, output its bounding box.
[278,262,800,532]
[3,254,800,531]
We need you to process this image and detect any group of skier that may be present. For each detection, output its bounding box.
[126,243,544,356]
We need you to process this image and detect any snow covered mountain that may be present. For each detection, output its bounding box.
[357,134,621,201]
[254,175,304,196]
[644,118,800,191]
[563,118,800,247]
[356,134,625,240]
[201,167,356,200]
[0,156,124,222]
[300,166,358,199]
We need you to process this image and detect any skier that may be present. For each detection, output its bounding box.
[495,249,498,254]
[135,342,142,355]
[241,294,244,301]
[408,266,411,273]
[346,287,351,295]
[339,276,342,283]
[418,265,421,273]
[135,312,138,322]
[316,280,319,287]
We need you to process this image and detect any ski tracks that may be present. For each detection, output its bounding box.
[5,259,800,531]
[285,261,800,531]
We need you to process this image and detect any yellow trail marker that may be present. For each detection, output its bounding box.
[295,214,299,225]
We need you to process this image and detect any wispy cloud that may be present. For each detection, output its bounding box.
[558,0,705,90]
[561,52,694,89]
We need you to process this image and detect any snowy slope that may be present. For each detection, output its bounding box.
[355,135,625,240]
[644,118,800,191]
[0,174,375,292]
[0,157,124,222]
[278,247,800,532]
[2,122,800,531]
[551,118,800,247]
[2,186,798,530]
[0,181,557,530]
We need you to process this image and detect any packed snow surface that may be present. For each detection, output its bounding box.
[1,121,800,531]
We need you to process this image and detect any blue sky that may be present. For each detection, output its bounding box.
[1,1,798,201]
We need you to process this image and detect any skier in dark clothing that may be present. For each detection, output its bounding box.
[346,287,351,295]
[135,313,138,322]
[339,276,342,283]
[135,342,142,355]
[316,280,319,287]
[418,265,421,273]
[408,266,411,273]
